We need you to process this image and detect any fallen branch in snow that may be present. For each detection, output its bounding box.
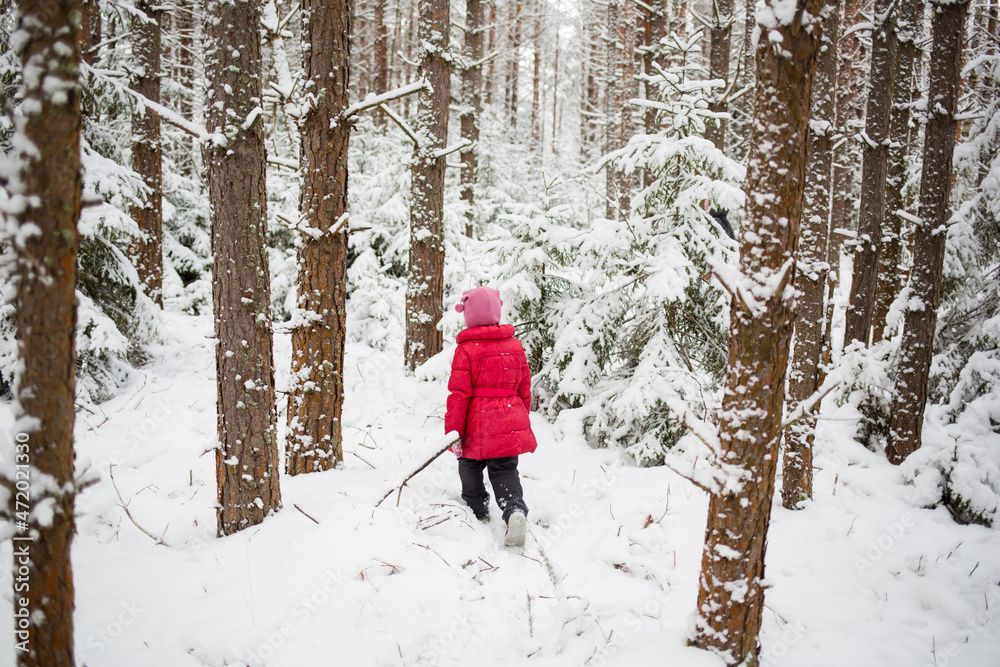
[293,503,320,525]
[109,464,168,546]
[376,436,460,506]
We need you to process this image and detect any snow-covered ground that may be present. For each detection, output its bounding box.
[2,307,999,666]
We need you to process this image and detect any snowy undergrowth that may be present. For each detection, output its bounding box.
[1,307,998,666]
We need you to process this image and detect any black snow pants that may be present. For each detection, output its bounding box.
[457,456,528,523]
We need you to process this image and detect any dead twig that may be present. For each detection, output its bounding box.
[109,464,168,546]
[293,503,320,525]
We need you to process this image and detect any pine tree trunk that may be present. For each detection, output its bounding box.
[530,0,543,153]
[692,0,823,660]
[354,0,369,99]
[460,0,484,236]
[175,0,195,177]
[507,0,523,130]
[872,0,922,342]
[285,0,351,475]
[645,0,666,135]
[405,0,450,371]
[843,0,898,348]
[486,0,497,106]
[783,0,839,510]
[7,1,82,664]
[552,26,559,153]
[373,0,388,127]
[886,0,968,464]
[205,0,282,535]
[131,0,164,307]
[605,0,620,220]
[618,0,635,217]
[824,0,865,355]
[705,0,733,150]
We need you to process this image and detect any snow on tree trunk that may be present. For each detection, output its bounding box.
[175,0,196,178]
[783,0,840,510]
[285,0,351,475]
[692,0,823,661]
[373,0,388,128]
[644,0,666,136]
[205,0,282,535]
[843,0,898,348]
[618,0,635,218]
[506,0,523,130]
[5,0,83,663]
[605,0,621,220]
[873,0,922,342]
[405,0,450,371]
[530,0,543,153]
[461,0,484,237]
[130,0,164,308]
[887,0,969,464]
[824,0,865,353]
[706,0,733,151]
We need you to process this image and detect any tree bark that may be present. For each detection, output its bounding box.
[506,0,523,129]
[783,0,840,510]
[530,0,543,153]
[618,0,635,217]
[285,0,351,475]
[373,0,388,127]
[605,0,620,220]
[461,0,484,236]
[405,0,450,371]
[205,0,282,535]
[706,0,734,151]
[131,0,164,307]
[692,0,822,660]
[7,1,82,664]
[843,0,898,348]
[872,0,922,342]
[887,0,968,464]
[645,0,666,136]
[486,0,497,106]
[823,0,865,358]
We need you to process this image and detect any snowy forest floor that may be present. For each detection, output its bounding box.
[2,305,1000,667]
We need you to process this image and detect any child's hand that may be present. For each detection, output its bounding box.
[450,439,463,457]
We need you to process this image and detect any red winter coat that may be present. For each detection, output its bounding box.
[444,324,538,460]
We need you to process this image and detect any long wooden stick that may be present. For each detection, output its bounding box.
[376,437,459,506]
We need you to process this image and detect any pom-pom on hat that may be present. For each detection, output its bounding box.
[455,286,503,328]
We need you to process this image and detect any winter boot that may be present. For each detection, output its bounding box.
[504,511,526,547]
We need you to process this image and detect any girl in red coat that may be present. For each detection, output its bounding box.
[445,286,537,546]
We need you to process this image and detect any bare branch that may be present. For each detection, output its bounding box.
[341,79,430,120]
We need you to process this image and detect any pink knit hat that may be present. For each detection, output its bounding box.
[455,287,503,327]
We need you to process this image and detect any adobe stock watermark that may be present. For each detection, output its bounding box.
[80,601,145,661]
[761,619,808,664]
[420,609,478,663]
[854,512,915,574]
[587,584,675,666]
[245,568,349,666]
[928,586,1000,666]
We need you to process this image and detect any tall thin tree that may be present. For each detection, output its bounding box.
[405,0,450,370]
[887,0,969,464]
[843,0,898,348]
[460,0,484,236]
[131,0,164,307]
[872,0,922,342]
[706,0,734,150]
[783,0,840,510]
[691,0,823,661]
[285,0,352,474]
[205,0,282,534]
[6,0,83,664]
